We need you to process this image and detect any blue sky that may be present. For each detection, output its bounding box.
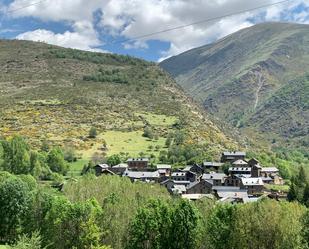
[0,0,309,61]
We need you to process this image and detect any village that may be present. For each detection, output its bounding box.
[93,151,286,203]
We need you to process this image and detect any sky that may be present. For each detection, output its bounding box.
[0,0,309,61]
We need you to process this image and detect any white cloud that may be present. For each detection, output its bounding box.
[99,0,309,60]
[16,20,105,52]
[8,0,108,23]
[6,0,309,60]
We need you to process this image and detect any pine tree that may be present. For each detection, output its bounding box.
[89,127,97,138]
[303,183,309,207]
[287,183,298,201]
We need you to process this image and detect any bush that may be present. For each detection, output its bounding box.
[11,231,44,249]
[106,154,121,166]
[142,126,154,139]
[89,127,98,139]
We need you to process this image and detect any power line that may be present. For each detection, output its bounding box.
[0,0,47,29]
[6,0,47,14]
[113,0,291,45]
[0,0,291,46]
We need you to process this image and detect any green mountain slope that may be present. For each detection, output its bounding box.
[160,22,309,147]
[0,40,236,161]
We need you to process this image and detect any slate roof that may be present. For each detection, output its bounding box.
[123,170,159,179]
[212,186,242,191]
[232,159,248,165]
[101,169,115,175]
[160,179,190,186]
[187,181,200,189]
[95,164,109,169]
[261,167,279,173]
[202,173,226,182]
[241,177,264,186]
[112,163,128,168]
[229,167,251,172]
[173,180,191,185]
[242,197,261,203]
[156,164,171,169]
[203,162,223,167]
[172,172,186,177]
[234,174,252,178]
[222,151,246,156]
[171,185,186,194]
[182,194,214,200]
[127,158,149,162]
[213,186,248,199]
[261,176,274,182]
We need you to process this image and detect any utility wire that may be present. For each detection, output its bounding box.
[6,0,48,14]
[0,0,291,45]
[112,0,291,44]
[0,0,47,25]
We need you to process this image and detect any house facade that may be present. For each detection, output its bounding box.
[202,162,223,173]
[127,158,149,169]
[186,179,212,194]
[240,178,264,194]
[221,151,246,163]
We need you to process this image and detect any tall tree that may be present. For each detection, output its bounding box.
[125,199,171,249]
[287,182,298,201]
[231,200,305,249]
[30,151,43,180]
[42,196,103,249]
[0,142,4,169]
[204,203,235,249]
[296,166,307,187]
[169,200,200,249]
[47,147,69,175]
[3,136,31,174]
[0,176,32,243]
[303,183,309,207]
[107,154,121,166]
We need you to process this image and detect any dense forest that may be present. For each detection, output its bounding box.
[2,171,309,249]
[1,136,309,249]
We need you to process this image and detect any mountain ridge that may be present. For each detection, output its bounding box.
[0,39,237,162]
[160,22,309,148]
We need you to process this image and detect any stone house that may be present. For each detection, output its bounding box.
[240,177,264,195]
[202,162,223,173]
[127,158,149,169]
[221,151,246,163]
[186,179,212,194]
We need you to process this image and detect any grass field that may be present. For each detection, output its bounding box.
[102,130,166,157]
[68,159,88,176]
[135,112,178,126]
[0,245,9,249]
[67,112,176,175]
[68,129,167,175]
[264,184,290,192]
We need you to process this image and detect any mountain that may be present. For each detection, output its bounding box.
[0,39,236,162]
[160,22,309,148]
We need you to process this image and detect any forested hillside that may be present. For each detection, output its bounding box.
[160,22,309,149]
[0,28,309,249]
[2,171,309,249]
[0,39,236,166]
